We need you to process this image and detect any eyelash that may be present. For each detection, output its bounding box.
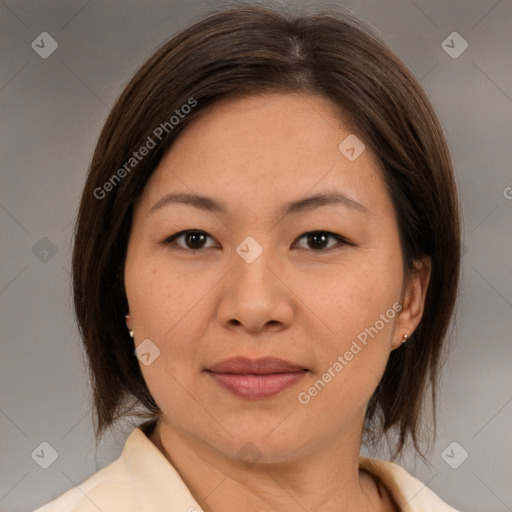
[160,230,354,253]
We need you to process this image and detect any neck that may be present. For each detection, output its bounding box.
[149,419,389,512]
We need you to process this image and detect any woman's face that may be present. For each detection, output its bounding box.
[124,92,430,462]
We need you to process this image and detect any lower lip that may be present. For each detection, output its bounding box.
[206,370,308,399]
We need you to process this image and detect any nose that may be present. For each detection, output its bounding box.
[218,240,294,334]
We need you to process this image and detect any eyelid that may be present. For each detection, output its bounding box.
[161,230,218,250]
[296,230,354,247]
[161,230,353,252]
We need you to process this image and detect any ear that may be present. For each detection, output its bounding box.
[392,256,431,350]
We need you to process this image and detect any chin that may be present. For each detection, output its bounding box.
[206,417,311,464]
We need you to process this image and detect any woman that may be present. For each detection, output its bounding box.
[35,3,461,511]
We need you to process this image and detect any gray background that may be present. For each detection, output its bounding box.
[1,0,511,511]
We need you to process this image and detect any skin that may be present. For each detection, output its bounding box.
[124,92,431,512]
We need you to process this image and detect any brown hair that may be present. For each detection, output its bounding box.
[72,2,461,458]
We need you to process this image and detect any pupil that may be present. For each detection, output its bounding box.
[309,232,327,249]
[187,232,205,248]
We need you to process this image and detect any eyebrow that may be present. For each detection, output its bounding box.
[148,191,369,217]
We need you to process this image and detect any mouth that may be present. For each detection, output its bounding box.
[205,356,309,399]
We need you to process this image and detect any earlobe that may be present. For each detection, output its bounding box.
[393,256,431,349]
[125,313,134,338]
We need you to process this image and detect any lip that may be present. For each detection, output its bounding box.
[209,356,306,374]
[206,357,308,399]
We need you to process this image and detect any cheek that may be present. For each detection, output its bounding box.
[125,251,221,372]
[294,258,401,412]
[128,261,206,416]
[126,256,200,337]
[300,256,401,343]
[125,258,191,392]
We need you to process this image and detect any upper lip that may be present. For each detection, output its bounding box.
[208,356,307,374]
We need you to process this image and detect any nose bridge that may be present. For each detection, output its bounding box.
[233,234,274,293]
[222,233,291,331]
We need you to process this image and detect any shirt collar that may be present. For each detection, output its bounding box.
[122,427,454,511]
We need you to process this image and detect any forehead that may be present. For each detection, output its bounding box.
[138,93,390,218]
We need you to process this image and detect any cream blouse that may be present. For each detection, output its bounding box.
[34,427,460,511]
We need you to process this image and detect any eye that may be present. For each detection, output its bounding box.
[293,231,352,252]
[161,230,352,252]
[161,230,217,251]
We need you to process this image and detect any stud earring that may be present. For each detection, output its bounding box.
[125,314,133,338]
[402,333,409,344]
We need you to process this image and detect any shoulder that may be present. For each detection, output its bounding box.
[33,427,204,512]
[33,430,146,512]
[33,458,135,511]
[33,454,136,512]
[358,456,461,511]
